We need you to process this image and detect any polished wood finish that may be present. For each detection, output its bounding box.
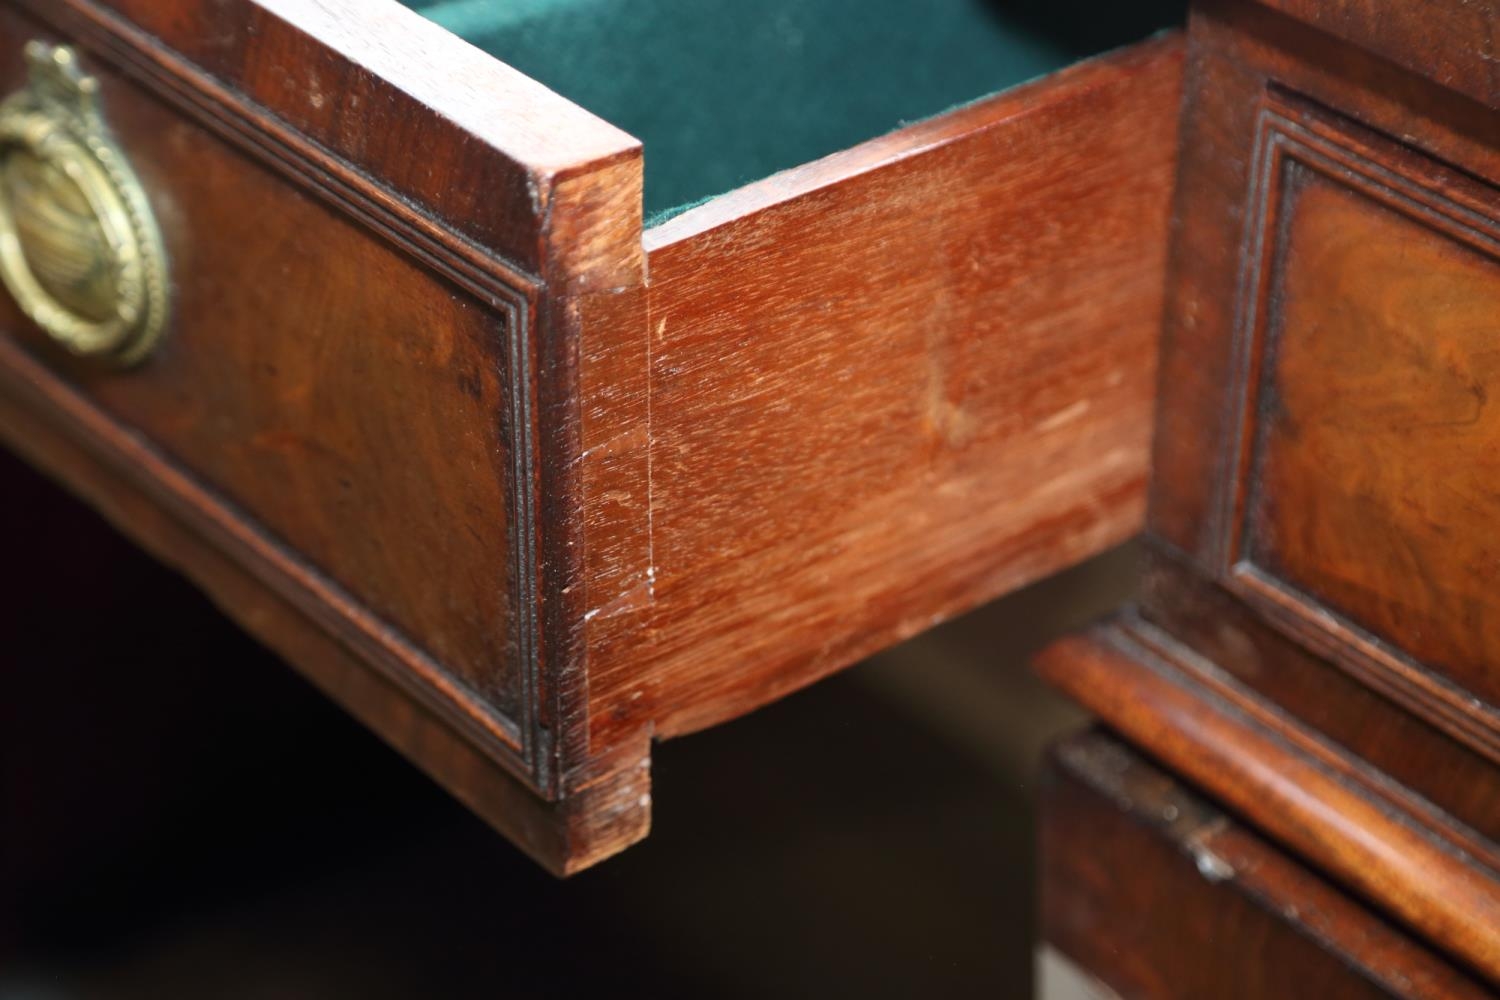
[0,0,651,871]
[607,37,1180,743]
[1240,156,1500,705]
[1037,0,1500,989]
[1042,730,1493,1000]
[1144,552,1500,847]
[1253,0,1500,110]
[1037,624,1500,979]
[0,0,1183,869]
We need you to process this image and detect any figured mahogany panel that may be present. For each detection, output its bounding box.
[1149,0,1500,565]
[1218,101,1500,742]
[0,0,653,871]
[1243,171,1500,704]
[0,3,547,768]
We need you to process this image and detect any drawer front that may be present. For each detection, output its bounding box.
[0,0,642,831]
[0,19,529,723]
[1042,731,1493,1000]
[1145,4,1500,764]
[1225,99,1500,711]
[2,0,1180,873]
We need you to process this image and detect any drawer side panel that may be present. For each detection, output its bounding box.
[620,37,1183,741]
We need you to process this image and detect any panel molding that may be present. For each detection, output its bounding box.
[1218,93,1500,764]
[0,0,561,794]
[1035,621,1500,981]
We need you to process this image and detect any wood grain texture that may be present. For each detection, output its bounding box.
[1143,549,1500,852]
[1242,160,1500,706]
[32,0,639,273]
[1035,2,1500,982]
[0,0,651,870]
[603,37,1183,742]
[0,0,1182,871]
[1150,0,1500,564]
[1143,0,1500,761]
[1203,93,1500,759]
[0,17,533,727]
[1035,625,1500,981]
[1042,730,1494,1000]
[1249,0,1498,109]
[0,343,649,877]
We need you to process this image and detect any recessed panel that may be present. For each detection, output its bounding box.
[1241,146,1500,708]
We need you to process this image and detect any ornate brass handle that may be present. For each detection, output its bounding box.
[0,42,168,364]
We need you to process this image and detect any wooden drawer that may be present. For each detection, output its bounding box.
[1040,730,1492,1000]
[0,0,1182,872]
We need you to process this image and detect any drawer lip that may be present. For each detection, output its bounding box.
[27,0,641,275]
[1036,621,1500,980]
[644,32,1184,252]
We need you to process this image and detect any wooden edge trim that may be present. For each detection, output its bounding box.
[1240,0,1500,115]
[1035,625,1500,980]
[1123,606,1500,873]
[94,0,636,175]
[1048,730,1495,1000]
[643,30,1184,252]
[27,0,641,275]
[252,0,640,173]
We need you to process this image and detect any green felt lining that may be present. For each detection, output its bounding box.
[404,0,1180,221]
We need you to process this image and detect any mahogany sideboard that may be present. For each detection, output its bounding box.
[1037,0,1500,995]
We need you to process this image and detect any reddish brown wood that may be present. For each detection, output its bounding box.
[1251,0,1500,109]
[1042,730,1494,1000]
[613,37,1182,742]
[1144,552,1500,850]
[0,0,651,871]
[1036,626,1500,980]
[1036,3,1500,990]
[0,346,650,876]
[1244,172,1500,703]
[1150,0,1500,567]
[51,0,639,272]
[0,0,1183,871]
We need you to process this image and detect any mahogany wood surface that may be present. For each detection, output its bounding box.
[1251,0,1500,109]
[1238,156,1500,706]
[1035,1,1500,988]
[627,38,1180,742]
[1035,627,1500,981]
[1143,551,1500,850]
[0,0,650,870]
[1042,730,1493,1000]
[0,0,1183,869]
[1131,0,1500,821]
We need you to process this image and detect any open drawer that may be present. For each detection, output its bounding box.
[0,0,1182,872]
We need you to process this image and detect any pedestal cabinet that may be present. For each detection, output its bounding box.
[1038,0,1500,991]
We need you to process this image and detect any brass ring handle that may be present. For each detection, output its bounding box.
[0,42,168,365]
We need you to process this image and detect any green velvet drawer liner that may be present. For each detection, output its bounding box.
[404,0,1179,223]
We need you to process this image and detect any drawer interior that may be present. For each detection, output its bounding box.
[403,0,1179,220]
